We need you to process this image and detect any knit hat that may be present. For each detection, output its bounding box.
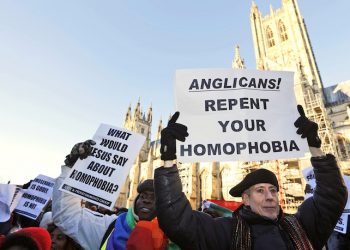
[137,179,154,193]
[229,168,279,197]
[16,227,51,250]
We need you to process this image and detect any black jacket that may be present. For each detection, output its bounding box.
[154,154,347,250]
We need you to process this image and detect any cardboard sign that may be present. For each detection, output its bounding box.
[302,167,315,200]
[303,168,350,212]
[174,68,308,162]
[343,176,350,213]
[14,175,55,220]
[303,168,350,234]
[60,124,145,210]
[0,184,23,222]
[335,213,348,234]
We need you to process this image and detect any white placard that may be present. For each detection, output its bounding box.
[174,68,308,163]
[0,184,17,222]
[14,175,55,220]
[9,187,24,214]
[303,168,350,212]
[60,124,145,210]
[302,168,350,234]
[335,213,348,234]
[302,167,315,200]
[343,176,350,213]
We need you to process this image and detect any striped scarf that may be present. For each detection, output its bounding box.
[231,210,314,250]
[100,208,180,250]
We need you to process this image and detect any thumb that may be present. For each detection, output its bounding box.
[297,105,306,117]
[168,111,180,125]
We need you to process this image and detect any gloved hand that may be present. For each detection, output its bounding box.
[160,112,189,161]
[22,180,32,189]
[294,105,321,148]
[64,139,96,167]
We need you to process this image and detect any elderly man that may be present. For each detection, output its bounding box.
[52,142,176,250]
[154,106,347,250]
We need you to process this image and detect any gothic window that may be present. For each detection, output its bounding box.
[279,21,288,42]
[266,26,275,47]
[141,127,145,134]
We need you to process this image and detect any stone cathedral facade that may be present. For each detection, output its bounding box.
[116,0,350,213]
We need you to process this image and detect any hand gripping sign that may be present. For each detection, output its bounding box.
[60,124,145,210]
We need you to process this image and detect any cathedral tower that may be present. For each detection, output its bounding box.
[250,0,323,92]
[250,0,340,158]
[123,98,152,162]
[116,99,153,208]
[232,45,246,69]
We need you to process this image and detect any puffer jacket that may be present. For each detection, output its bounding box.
[154,154,347,250]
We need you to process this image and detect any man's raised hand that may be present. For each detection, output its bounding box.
[160,112,189,161]
[64,139,96,167]
[294,105,321,148]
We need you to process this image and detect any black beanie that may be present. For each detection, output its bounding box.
[229,168,279,197]
[134,179,154,209]
[137,179,154,193]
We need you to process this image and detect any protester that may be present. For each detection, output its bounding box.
[154,106,348,250]
[0,227,51,250]
[52,142,179,250]
[47,223,82,250]
[84,201,98,212]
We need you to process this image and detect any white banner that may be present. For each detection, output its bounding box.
[15,175,55,220]
[302,168,350,234]
[335,213,348,234]
[302,167,315,200]
[343,176,350,213]
[0,184,18,222]
[174,68,308,162]
[9,187,24,215]
[60,124,145,210]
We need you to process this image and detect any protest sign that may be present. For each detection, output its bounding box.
[0,184,23,222]
[335,213,348,234]
[303,168,350,234]
[343,176,350,213]
[301,167,315,200]
[14,175,55,220]
[303,168,350,204]
[303,168,350,212]
[9,187,24,215]
[174,68,308,162]
[60,124,145,210]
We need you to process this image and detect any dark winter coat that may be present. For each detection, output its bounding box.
[154,154,347,250]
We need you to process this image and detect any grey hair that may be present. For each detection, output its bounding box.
[242,188,251,196]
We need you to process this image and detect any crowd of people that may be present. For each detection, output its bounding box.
[0,105,348,250]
